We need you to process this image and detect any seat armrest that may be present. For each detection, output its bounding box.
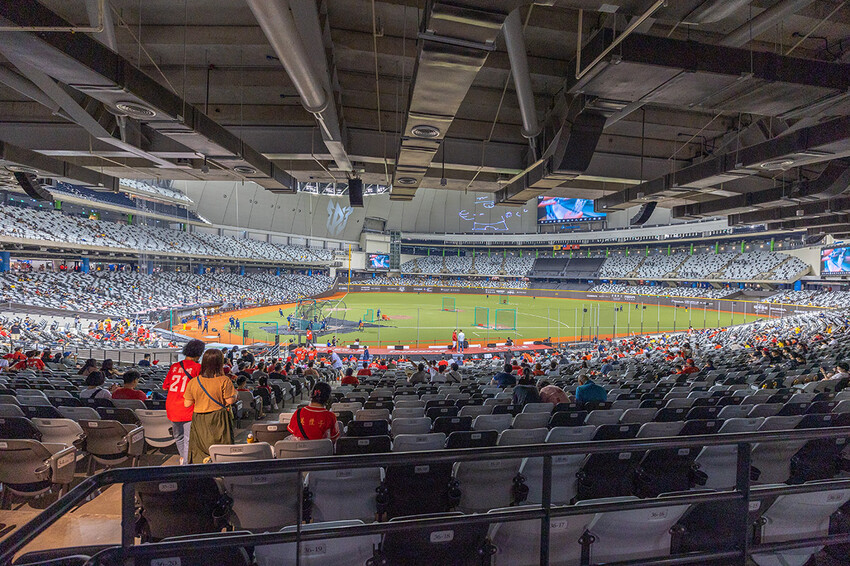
[49,445,77,485]
[124,426,146,456]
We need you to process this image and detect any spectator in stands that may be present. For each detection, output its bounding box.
[78,358,98,376]
[14,350,46,371]
[80,371,115,400]
[512,368,541,407]
[112,370,147,401]
[163,339,204,465]
[286,382,340,442]
[575,375,607,405]
[491,363,517,387]
[357,361,372,378]
[446,362,462,383]
[329,350,343,377]
[101,358,117,378]
[4,347,25,362]
[431,364,448,383]
[408,363,429,384]
[340,367,359,386]
[235,375,250,392]
[304,360,320,384]
[255,375,276,410]
[0,357,8,372]
[183,349,237,464]
[252,361,269,381]
[538,380,570,405]
[822,362,850,384]
[138,353,152,367]
[681,359,700,375]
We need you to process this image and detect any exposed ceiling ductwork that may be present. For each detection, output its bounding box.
[598,115,850,211]
[495,94,606,205]
[0,0,295,192]
[767,213,850,231]
[0,140,118,190]
[729,194,850,226]
[503,8,539,140]
[719,0,817,48]
[390,0,527,200]
[567,29,850,121]
[672,159,850,219]
[245,0,353,174]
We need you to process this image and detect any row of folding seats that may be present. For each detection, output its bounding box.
[40,484,846,566]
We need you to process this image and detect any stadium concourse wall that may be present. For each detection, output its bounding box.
[331,283,830,318]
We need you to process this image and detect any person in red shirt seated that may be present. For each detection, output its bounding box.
[356,361,372,377]
[4,347,26,362]
[340,367,359,386]
[680,359,700,374]
[13,351,45,371]
[287,382,340,442]
[163,339,204,465]
[112,370,147,401]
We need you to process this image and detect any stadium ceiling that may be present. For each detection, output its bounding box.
[1,0,850,229]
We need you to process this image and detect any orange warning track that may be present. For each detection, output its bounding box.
[171,293,346,345]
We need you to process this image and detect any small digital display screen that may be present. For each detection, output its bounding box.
[537,197,606,224]
[368,254,389,269]
[822,246,850,276]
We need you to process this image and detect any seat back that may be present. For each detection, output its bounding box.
[512,412,550,429]
[250,423,290,444]
[136,478,225,541]
[209,442,274,462]
[274,438,334,459]
[392,433,446,452]
[445,430,498,449]
[0,416,42,441]
[379,513,490,566]
[390,417,432,436]
[471,413,512,433]
[346,419,389,437]
[254,520,379,566]
[58,406,100,421]
[336,435,391,455]
[498,428,547,446]
[31,418,84,446]
[432,416,472,435]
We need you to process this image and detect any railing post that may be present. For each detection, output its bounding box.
[735,442,752,566]
[121,482,135,551]
[541,454,552,566]
[296,470,303,566]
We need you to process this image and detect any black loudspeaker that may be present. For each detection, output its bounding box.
[274,335,280,345]
[14,172,54,202]
[348,178,364,207]
[803,233,827,245]
[630,201,657,226]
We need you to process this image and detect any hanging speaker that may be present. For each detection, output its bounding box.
[348,178,364,207]
[803,233,827,245]
[630,201,657,226]
[13,172,54,202]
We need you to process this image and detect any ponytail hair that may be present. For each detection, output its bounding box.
[311,382,332,406]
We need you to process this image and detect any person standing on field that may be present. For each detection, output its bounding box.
[457,329,466,354]
[452,329,458,351]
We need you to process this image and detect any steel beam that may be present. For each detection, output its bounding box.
[729,195,850,225]
[599,116,850,211]
[0,0,295,192]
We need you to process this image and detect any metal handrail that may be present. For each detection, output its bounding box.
[2,426,850,565]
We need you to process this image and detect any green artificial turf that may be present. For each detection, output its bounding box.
[228,292,765,347]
